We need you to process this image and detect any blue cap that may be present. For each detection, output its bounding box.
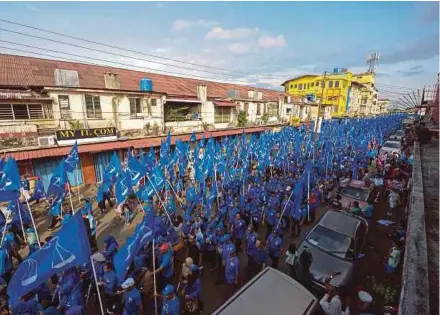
[162,284,175,296]
[81,209,88,215]
[227,243,236,254]
[190,264,199,272]
[221,234,230,243]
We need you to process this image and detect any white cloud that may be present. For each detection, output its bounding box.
[205,27,259,40]
[151,48,170,53]
[172,19,218,32]
[228,42,252,54]
[258,35,286,48]
[155,3,165,9]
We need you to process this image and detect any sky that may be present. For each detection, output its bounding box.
[0,1,438,103]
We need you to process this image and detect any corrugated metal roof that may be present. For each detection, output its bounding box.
[0,53,288,102]
[213,100,239,107]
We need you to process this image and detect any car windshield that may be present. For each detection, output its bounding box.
[395,130,405,136]
[306,225,354,260]
[341,186,369,201]
[383,142,401,149]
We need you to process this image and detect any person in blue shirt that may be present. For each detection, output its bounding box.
[204,226,217,271]
[184,265,203,313]
[103,236,119,262]
[361,200,374,222]
[264,206,277,240]
[245,225,258,266]
[249,238,269,279]
[273,212,286,238]
[267,230,282,269]
[155,243,174,291]
[224,244,240,300]
[281,192,294,232]
[120,277,142,315]
[59,268,83,312]
[0,246,12,283]
[160,284,180,315]
[21,176,30,200]
[99,262,118,315]
[232,213,246,252]
[10,291,44,315]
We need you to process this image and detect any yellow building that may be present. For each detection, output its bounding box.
[377,98,390,114]
[348,81,363,116]
[351,72,376,116]
[281,69,353,117]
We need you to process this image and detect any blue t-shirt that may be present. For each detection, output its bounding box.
[267,234,282,258]
[362,204,374,218]
[252,247,269,265]
[160,250,174,278]
[225,256,240,284]
[11,299,43,315]
[161,296,180,315]
[103,270,117,295]
[123,288,142,315]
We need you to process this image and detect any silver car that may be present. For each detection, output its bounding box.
[389,130,405,141]
[295,210,368,292]
[379,140,402,156]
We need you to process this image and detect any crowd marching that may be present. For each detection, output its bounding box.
[0,114,414,315]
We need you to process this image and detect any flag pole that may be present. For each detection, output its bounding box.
[0,212,10,248]
[25,198,41,248]
[307,168,311,222]
[75,164,81,203]
[90,256,105,315]
[69,190,75,215]
[145,174,173,226]
[152,238,158,315]
[16,199,26,245]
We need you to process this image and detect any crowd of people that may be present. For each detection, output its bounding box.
[0,114,416,315]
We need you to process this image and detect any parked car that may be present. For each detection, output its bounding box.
[389,129,405,141]
[339,179,371,209]
[294,210,368,293]
[379,140,402,156]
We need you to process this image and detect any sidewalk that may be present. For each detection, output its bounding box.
[421,140,439,315]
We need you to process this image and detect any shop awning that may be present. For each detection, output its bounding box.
[214,100,240,107]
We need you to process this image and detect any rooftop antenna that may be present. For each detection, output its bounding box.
[366,52,380,73]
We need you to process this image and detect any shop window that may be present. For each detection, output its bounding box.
[85,95,102,118]
[214,107,231,123]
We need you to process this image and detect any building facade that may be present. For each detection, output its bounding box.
[377,98,390,114]
[282,69,353,117]
[0,53,298,188]
[351,72,377,116]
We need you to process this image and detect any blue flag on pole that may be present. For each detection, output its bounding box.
[7,213,91,302]
[64,141,80,172]
[47,160,67,197]
[0,158,22,202]
[115,170,131,205]
[113,211,154,283]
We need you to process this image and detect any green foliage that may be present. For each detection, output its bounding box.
[167,106,189,122]
[261,112,269,124]
[237,110,248,128]
[144,122,151,135]
[68,120,83,130]
[152,121,160,135]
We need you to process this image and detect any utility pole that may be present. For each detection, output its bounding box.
[314,71,328,135]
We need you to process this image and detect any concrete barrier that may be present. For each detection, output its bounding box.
[398,142,430,315]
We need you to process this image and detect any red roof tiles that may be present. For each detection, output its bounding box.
[0,54,287,102]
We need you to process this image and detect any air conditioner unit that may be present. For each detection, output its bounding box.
[37,136,56,147]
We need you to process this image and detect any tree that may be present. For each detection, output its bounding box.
[167,106,189,122]
[237,110,248,128]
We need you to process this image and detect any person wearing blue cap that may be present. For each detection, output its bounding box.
[120,277,142,315]
[159,284,180,315]
[267,229,283,269]
[98,262,118,315]
[245,225,258,266]
[249,238,269,279]
[224,243,240,300]
[231,213,246,252]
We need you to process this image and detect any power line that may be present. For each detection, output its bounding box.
[0,40,251,85]
[0,27,249,79]
[0,45,250,84]
[0,18,251,76]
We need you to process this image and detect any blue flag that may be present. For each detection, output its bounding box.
[7,213,91,302]
[113,211,154,283]
[48,194,64,217]
[127,151,145,187]
[104,152,121,184]
[115,170,131,205]
[9,201,32,227]
[0,158,21,202]
[47,160,66,197]
[64,141,79,172]
[32,180,46,201]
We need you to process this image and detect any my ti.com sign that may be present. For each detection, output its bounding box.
[57,127,117,140]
